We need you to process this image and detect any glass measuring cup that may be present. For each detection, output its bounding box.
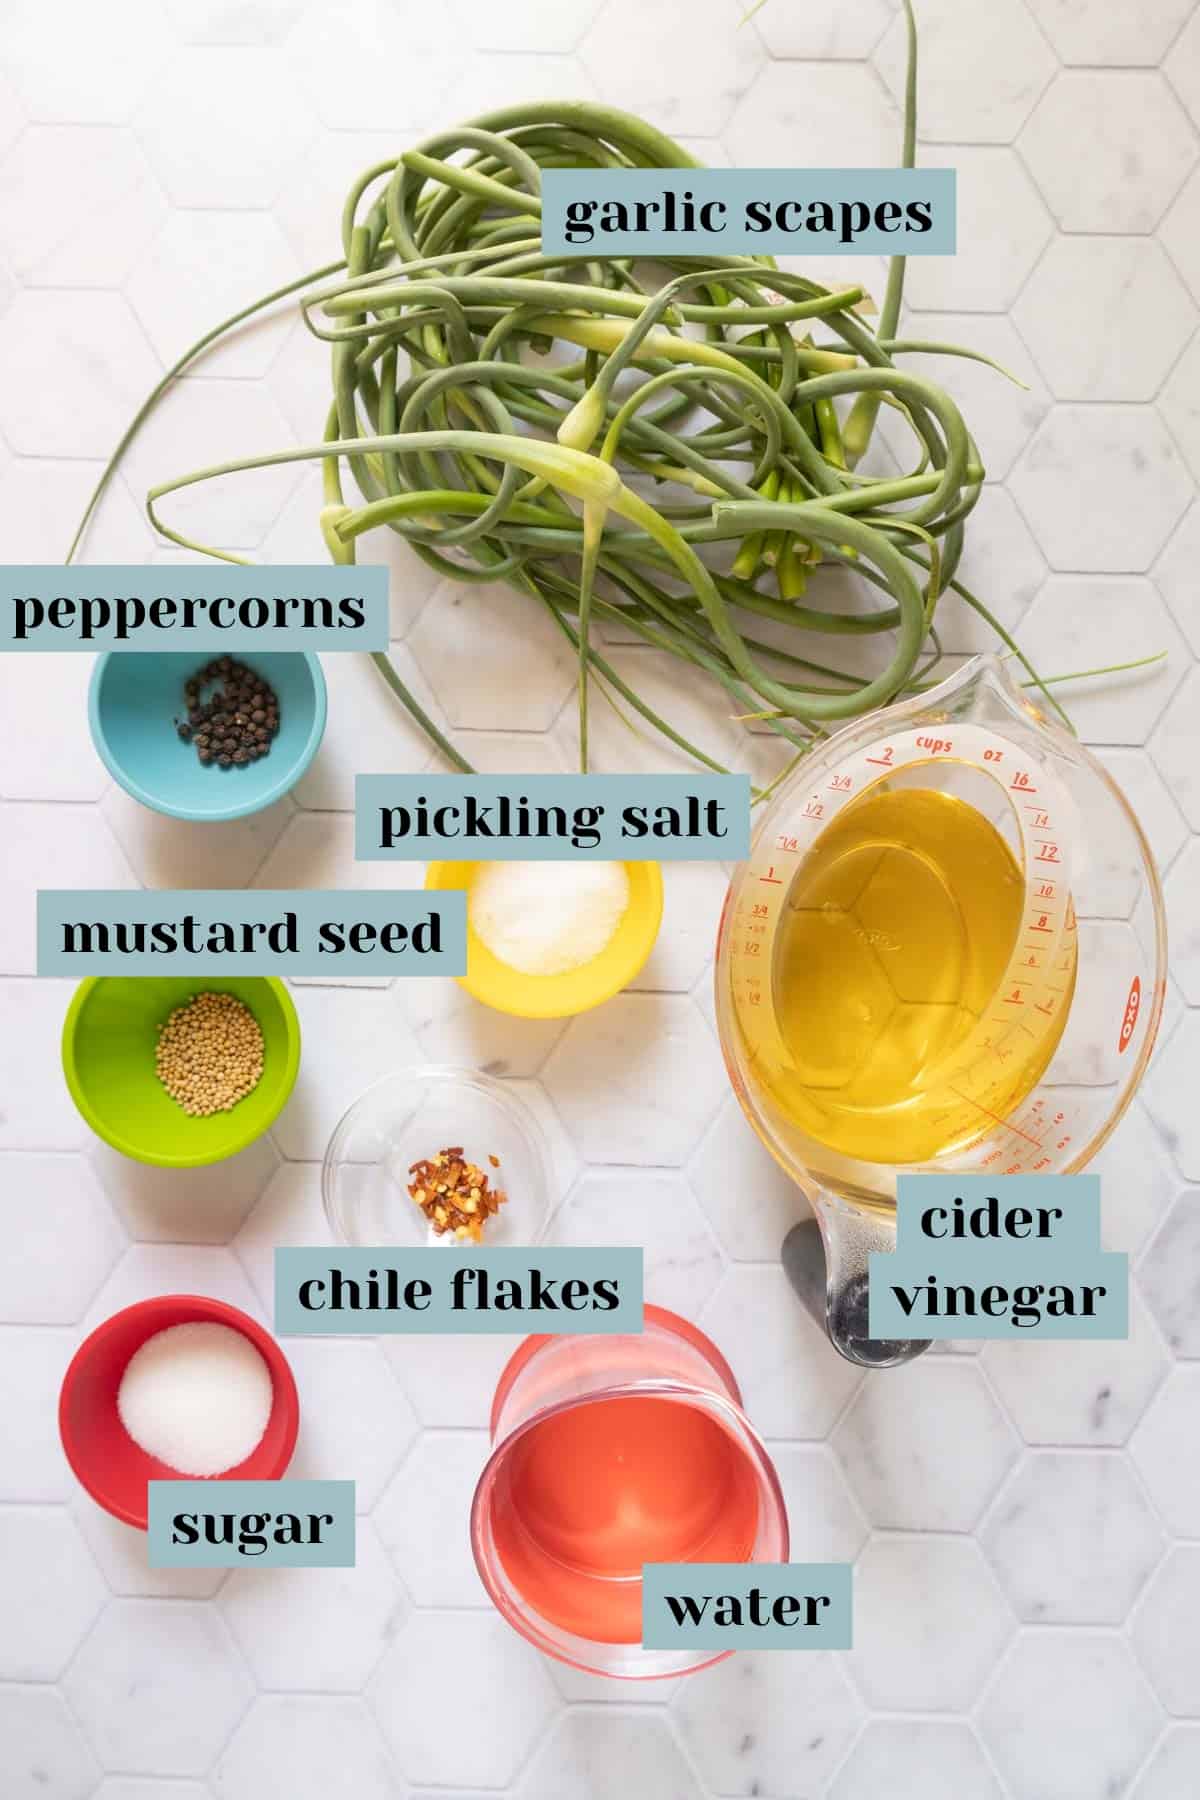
[470,1306,789,1678]
[715,654,1168,1370]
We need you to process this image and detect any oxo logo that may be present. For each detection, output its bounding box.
[1118,977,1140,1055]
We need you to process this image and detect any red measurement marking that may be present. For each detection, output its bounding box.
[751,903,769,918]
[759,868,783,886]
[1010,771,1037,792]
[1036,881,1056,898]
[1033,999,1056,1018]
[802,801,824,820]
[828,774,853,791]
[777,835,799,853]
[950,1086,1043,1147]
[866,747,895,767]
[1034,843,1061,864]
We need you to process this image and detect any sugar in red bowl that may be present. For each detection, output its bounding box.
[59,1295,300,1529]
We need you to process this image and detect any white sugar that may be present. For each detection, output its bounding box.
[117,1322,273,1477]
[468,860,631,976]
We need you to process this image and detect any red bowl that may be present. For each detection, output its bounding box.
[59,1295,300,1529]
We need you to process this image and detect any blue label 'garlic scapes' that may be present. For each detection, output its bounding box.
[65,3,1151,781]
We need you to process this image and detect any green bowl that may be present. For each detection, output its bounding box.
[62,977,301,1168]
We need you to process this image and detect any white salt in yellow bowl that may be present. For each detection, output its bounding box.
[424,860,663,1019]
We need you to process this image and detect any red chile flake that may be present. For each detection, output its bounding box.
[407,1146,508,1244]
[175,656,280,768]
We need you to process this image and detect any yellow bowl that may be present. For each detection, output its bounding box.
[425,860,664,1020]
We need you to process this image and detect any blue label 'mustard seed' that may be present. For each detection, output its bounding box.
[868,1175,1127,1340]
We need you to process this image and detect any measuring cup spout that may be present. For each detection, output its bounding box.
[782,1190,930,1370]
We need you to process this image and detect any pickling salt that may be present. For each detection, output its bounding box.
[468,860,631,976]
[117,1322,273,1477]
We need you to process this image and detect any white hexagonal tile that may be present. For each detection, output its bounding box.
[250,811,370,895]
[1144,1013,1200,1181]
[543,993,725,1165]
[1150,665,1200,832]
[1131,1366,1200,1539]
[94,1784,206,1800]
[2,0,170,123]
[905,146,1052,313]
[1020,73,1197,234]
[701,1264,861,1440]
[980,1630,1163,1799]
[835,1360,1018,1532]
[551,643,741,779]
[91,1135,278,1245]
[232,1161,332,1314]
[1096,748,1189,885]
[214,1695,406,1800]
[883,313,1049,482]
[0,1687,99,1800]
[848,1535,1013,1712]
[124,378,301,551]
[1154,503,1200,657]
[1030,0,1192,63]
[579,0,763,138]
[0,803,138,975]
[64,1600,253,1777]
[451,53,598,119]
[0,1152,124,1320]
[1015,576,1187,742]
[1141,1189,1200,1354]
[1168,6,1200,128]
[270,984,422,1161]
[383,1329,526,1431]
[72,1496,226,1601]
[220,1518,406,1692]
[282,1338,419,1509]
[0,126,165,285]
[1015,238,1196,404]
[0,68,29,160]
[518,1710,695,1800]
[0,1326,76,1500]
[0,459,152,563]
[128,212,300,378]
[292,645,443,811]
[689,1095,809,1264]
[0,655,108,809]
[932,486,1045,655]
[982,1285,1168,1446]
[286,1,456,131]
[1159,335,1200,484]
[1163,155,1200,313]
[1092,1098,1184,1257]
[0,981,87,1151]
[830,1721,1002,1800]
[0,291,160,458]
[134,48,314,208]
[982,1450,1165,1624]
[166,0,303,43]
[272,128,398,267]
[1166,841,1200,1003]
[672,1651,861,1797]
[753,0,891,57]
[455,0,604,52]
[772,1442,870,1564]
[1134,1547,1200,1715]
[628,862,727,996]
[375,1430,489,1607]
[876,0,1054,143]
[548,1168,724,1315]
[399,976,566,1079]
[83,1242,265,1331]
[727,59,897,167]
[409,579,575,734]
[1012,413,1193,577]
[101,787,291,891]
[0,1506,106,1678]
[369,1610,556,1788]
[1133,1730,1200,1800]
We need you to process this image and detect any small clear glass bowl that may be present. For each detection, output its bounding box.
[321,1066,553,1248]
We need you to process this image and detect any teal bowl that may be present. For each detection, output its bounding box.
[89,651,327,822]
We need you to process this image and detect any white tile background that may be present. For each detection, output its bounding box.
[1,1,1200,1794]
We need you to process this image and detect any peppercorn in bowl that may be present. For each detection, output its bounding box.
[62,976,301,1166]
[88,650,326,822]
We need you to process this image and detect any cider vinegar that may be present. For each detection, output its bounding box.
[764,784,1075,1166]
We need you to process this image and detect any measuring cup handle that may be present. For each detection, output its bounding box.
[782,1190,931,1371]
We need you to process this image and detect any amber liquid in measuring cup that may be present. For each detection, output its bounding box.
[764,784,1078,1167]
